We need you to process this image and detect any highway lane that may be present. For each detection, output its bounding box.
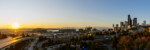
[28,38,38,50]
[0,36,22,48]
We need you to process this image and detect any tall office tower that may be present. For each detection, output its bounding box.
[113,24,114,27]
[124,21,128,30]
[128,14,131,25]
[113,24,115,31]
[133,18,137,26]
[120,22,124,31]
[116,24,119,31]
[130,19,132,28]
[120,22,124,27]
[143,20,146,26]
[116,24,119,28]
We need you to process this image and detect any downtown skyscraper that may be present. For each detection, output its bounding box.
[133,18,137,26]
[128,14,132,28]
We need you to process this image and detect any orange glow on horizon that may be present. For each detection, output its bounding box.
[0,24,112,29]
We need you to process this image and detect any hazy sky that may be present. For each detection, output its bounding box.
[0,0,150,28]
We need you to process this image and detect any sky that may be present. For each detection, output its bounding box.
[0,0,150,29]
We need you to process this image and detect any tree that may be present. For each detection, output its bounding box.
[135,37,147,50]
[117,35,133,50]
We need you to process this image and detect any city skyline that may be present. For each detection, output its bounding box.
[0,0,150,29]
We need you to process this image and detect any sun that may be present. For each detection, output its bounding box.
[12,23,20,29]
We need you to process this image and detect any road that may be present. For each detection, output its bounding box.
[28,38,38,50]
[0,36,22,48]
[37,40,48,50]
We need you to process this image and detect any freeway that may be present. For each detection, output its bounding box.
[0,36,22,48]
[28,38,38,50]
[0,36,39,50]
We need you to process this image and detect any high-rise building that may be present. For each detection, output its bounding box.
[142,20,146,26]
[128,14,131,25]
[128,14,132,28]
[130,19,132,28]
[116,24,119,28]
[120,22,124,31]
[120,22,124,27]
[133,18,137,26]
[113,24,115,28]
[124,21,128,31]
[113,24,115,31]
[116,24,119,32]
